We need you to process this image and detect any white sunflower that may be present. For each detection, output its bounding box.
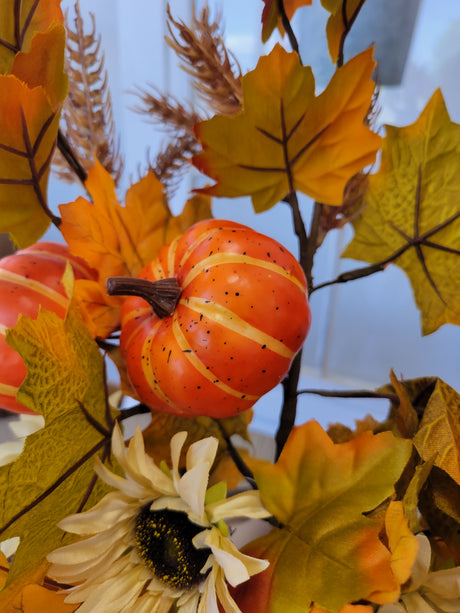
[47,423,271,613]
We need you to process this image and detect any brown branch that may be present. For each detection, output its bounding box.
[337,0,367,67]
[277,0,302,61]
[297,388,399,404]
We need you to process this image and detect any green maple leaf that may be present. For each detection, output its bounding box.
[0,304,119,605]
[343,89,460,335]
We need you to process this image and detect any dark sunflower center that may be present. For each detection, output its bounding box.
[134,505,211,590]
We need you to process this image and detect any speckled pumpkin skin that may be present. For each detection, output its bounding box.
[120,219,311,418]
[0,242,96,414]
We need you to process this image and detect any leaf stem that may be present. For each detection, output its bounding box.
[57,129,88,186]
[296,388,399,404]
[214,419,256,489]
[277,0,302,62]
[336,0,367,68]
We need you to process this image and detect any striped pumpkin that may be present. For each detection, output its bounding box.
[0,242,96,414]
[117,219,311,418]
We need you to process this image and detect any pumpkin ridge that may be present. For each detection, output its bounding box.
[180,296,295,358]
[180,252,306,291]
[177,224,241,270]
[0,269,69,309]
[139,321,177,410]
[172,317,259,400]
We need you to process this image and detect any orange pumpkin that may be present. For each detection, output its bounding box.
[109,219,311,418]
[0,242,96,414]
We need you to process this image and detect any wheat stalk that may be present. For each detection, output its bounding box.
[53,0,123,185]
[166,3,242,116]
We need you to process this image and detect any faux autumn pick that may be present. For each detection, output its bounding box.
[193,43,381,213]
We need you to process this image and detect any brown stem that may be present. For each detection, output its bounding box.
[57,129,88,187]
[277,0,302,62]
[296,388,399,404]
[276,349,303,460]
[106,276,182,318]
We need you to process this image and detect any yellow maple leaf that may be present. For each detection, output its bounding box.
[60,162,212,337]
[367,501,419,605]
[232,420,412,612]
[0,304,117,605]
[193,44,380,213]
[412,378,460,486]
[343,89,460,335]
[0,0,63,74]
[261,0,313,43]
[321,0,368,64]
[0,25,67,247]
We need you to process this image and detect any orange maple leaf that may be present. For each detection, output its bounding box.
[232,421,412,612]
[0,24,67,247]
[261,0,313,43]
[0,0,63,74]
[60,161,212,337]
[193,44,381,213]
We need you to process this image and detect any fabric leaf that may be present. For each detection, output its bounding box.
[0,0,63,74]
[0,304,118,606]
[0,25,67,247]
[343,90,460,335]
[60,162,212,337]
[413,378,460,485]
[234,420,412,612]
[193,44,380,213]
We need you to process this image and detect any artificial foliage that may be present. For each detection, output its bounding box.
[0,1,459,612]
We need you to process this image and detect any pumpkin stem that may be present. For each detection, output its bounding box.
[106,276,182,318]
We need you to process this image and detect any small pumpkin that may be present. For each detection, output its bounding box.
[108,219,311,418]
[0,242,96,414]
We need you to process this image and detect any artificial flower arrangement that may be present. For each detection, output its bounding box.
[0,1,459,612]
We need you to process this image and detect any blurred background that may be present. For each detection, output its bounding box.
[3,0,459,445]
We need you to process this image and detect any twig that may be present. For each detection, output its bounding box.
[336,0,367,68]
[296,388,399,404]
[214,419,256,489]
[277,0,302,62]
[57,129,88,186]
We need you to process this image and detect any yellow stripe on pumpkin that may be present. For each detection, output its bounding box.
[181,253,306,292]
[180,296,295,359]
[120,306,155,349]
[172,317,258,401]
[22,248,90,278]
[140,321,178,410]
[177,225,239,270]
[0,269,68,309]
[166,236,180,278]
[0,382,19,398]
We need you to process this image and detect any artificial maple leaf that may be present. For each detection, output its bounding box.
[0,25,67,248]
[367,501,419,605]
[60,162,212,337]
[0,554,78,613]
[0,304,118,606]
[193,44,380,213]
[343,90,460,335]
[233,420,412,612]
[412,378,460,486]
[261,0,312,43]
[321,0,368,65]
[0,0,63,74]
